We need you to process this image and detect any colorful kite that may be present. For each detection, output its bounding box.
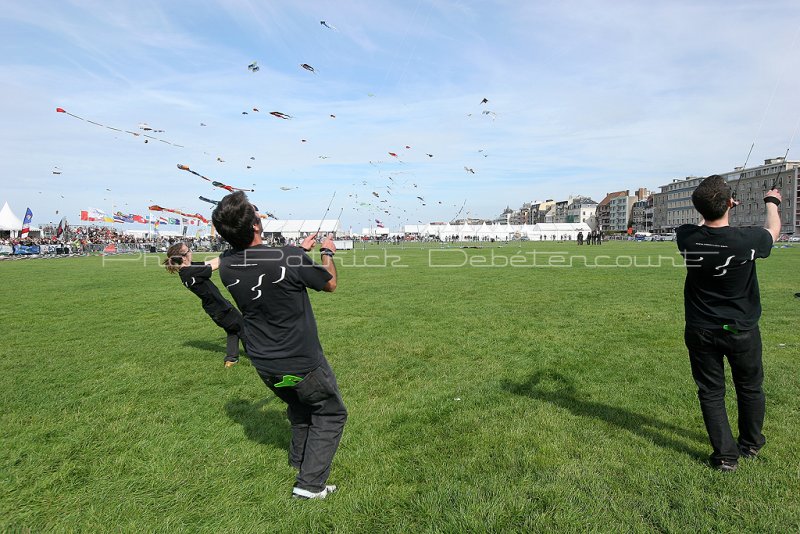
[177,164,254,192]
[55,107,184,147]
[270,111,293,120]
[199,196,219,206]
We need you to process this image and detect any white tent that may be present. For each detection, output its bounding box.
[261,219,340,239]
[0,202,39,237]
[0,202,23,231]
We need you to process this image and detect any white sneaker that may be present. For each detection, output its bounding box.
[292,485,337,500]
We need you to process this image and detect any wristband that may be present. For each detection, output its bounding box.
[320,247,334,257]
[764,196,781,206]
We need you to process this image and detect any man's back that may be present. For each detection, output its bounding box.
[676,225,772,331]
[218,245,332,374]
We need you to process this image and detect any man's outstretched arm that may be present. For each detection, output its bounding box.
[763,189,782,243]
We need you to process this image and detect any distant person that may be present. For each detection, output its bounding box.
[676,175,781,472]
[163,242,247,367]
[577,231,583,245]
[212,192,345,500]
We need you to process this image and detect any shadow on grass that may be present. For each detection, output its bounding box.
[225,398,290,451]
[184,339,224,353]
[506,370,707,460]
[183,339,250,360]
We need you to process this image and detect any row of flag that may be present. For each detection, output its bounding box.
[79,208,210,226]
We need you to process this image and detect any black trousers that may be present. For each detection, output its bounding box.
[257,358,347,492]
[217,308,247,362]
[685,325,766,463]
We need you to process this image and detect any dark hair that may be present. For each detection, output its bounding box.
[212,191,260,249]
[163,242,188,274]
[692,175,732,221]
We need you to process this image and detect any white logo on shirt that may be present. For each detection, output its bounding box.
[272,266,286,284]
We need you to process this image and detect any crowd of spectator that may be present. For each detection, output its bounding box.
[1,225,226,257]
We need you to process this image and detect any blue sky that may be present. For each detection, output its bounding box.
[1,0,799,230]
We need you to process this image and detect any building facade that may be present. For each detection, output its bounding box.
[652,176,704,232]
[607,194,635,232]
[631,195,654,233]
[565,197,598,224]
[724,157,798,235]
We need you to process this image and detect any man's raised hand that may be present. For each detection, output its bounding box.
[301,233,318,252]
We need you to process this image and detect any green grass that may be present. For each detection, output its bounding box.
[1,242,799,532]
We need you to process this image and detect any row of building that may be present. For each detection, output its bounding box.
[490,157,799,235]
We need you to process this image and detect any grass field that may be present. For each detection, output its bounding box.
[2,241,798,532]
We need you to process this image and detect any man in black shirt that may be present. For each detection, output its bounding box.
[676,175,781,472]
[212,192,345,499]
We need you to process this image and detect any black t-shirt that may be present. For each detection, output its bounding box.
[218,245,332,374]
[676,225,773,331]
[178,262,235,325]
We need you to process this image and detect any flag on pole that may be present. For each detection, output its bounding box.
[56,217,68,238]
[20,208,33,239]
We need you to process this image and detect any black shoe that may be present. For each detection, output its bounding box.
[713,460,738,472]
[739,446,760,458]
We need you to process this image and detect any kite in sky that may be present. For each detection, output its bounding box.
[482,110,497,120]
[480,98,489,104]
[56,107,184,147]
[280,186,298,191]
[426,153,434,158]
[330,114,336,119]
[248,62,259,72]
[388,152,398,157]
[464,166,476,174]
[270,111,293,120]
[138,123,164,132]
[320,21,337,30]
[52,167,62,175]
[199,196,219,206]
[300,63,316,73]
[177,164,254,192]
[372,192,380,198]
